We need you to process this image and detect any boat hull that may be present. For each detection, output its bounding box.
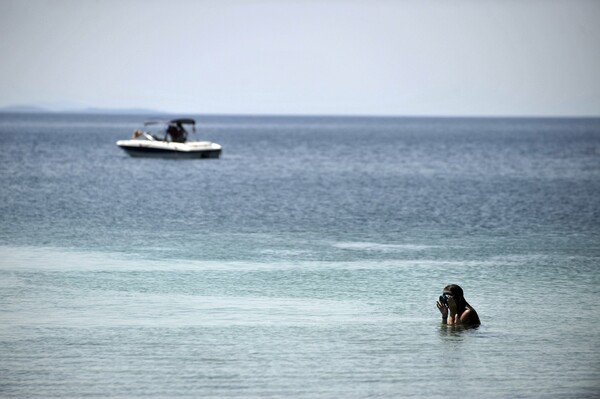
[116,140,222,159]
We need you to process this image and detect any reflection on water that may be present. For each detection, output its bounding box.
[438,323,481,338]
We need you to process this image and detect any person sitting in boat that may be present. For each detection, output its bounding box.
[166,122,188,143]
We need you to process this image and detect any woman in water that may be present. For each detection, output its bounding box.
[436,284,480,326]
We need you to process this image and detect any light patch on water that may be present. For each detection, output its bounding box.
[0,246,499,272]
[1,290,390,331]
[257,248,313,257]
[333,241,439,252]
[0,245,493,273]
[0,246,252,271]
[0,245,158,271]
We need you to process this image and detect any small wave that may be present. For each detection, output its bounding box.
[333,242,436,252]
[257,248,312,256]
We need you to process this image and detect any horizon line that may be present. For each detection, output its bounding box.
[0,104,599,120]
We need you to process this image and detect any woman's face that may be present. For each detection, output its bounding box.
[443,290,461,304]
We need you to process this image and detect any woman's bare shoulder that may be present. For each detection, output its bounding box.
[461,308,481,325]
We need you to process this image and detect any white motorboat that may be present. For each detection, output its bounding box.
[116,118,222,159]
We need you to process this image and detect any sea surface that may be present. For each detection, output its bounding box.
[0,113,599,398]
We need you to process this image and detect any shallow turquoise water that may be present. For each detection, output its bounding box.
[0,114,599,397]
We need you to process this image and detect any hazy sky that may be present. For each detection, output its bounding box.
[1,0,599,116]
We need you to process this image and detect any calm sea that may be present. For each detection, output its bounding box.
[1,113,599,398]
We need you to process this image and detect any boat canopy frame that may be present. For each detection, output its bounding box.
[144,118,196,126]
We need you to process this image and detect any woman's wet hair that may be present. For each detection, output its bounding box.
[443,284,468,314]
[443,284,464,298]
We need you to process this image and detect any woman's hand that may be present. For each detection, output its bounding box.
[436,300,448,318]
[447,295,458,317]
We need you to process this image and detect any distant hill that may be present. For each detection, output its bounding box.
[0,104,166,115]
[78,107,167,115]
[0,105,50,113]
